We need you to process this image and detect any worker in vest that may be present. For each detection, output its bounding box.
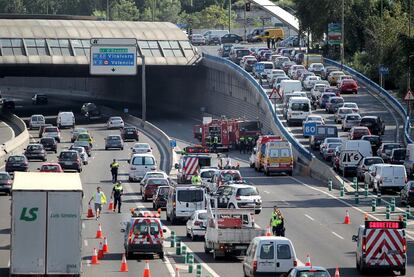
[110,159,119,183]
[88,186,107,220]
[212,135,219,152]
[191,171,202,185]
[111,181,123,213]
[270,206,284,236]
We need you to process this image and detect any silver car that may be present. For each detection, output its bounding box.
[70,146,88,165]
[342,113,361,131]
[334,107,354,123]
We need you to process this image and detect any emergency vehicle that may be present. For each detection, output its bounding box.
[263,140,293,176]
[352,220,406,275]
[254,135,283,171]
[176,154,212,183]
[122,209,167,259]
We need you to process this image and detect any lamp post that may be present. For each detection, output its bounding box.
[341,0,345,69]
[228,0,232,33]
[141,55,146,123]
[380,0,384,87]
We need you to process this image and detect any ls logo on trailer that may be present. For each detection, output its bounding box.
[20,207,38,221]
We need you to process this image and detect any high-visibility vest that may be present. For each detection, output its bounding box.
[92,192,107,204]
[271,212,282,227]
[213,136,218,143]
[110,162,119,169]
[191,175,202,185]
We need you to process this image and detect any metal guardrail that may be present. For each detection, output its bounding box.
[203,53,313,161]
[324,58,413,145]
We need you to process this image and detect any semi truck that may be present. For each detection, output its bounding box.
[10,172,83,276]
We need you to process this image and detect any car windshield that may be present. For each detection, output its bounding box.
[134,143,150,149]
[60,152,77,159]
[108,136,120,141]
[198,212,208,220]
[328,143,341,149]
[177,190,204,202]
[361,118,376,124]
[221,172,241,182]
[146,173,164,179]
[111,117,122,121]
[9,156,24,162]
[236,187,259,196]
[147,179,168,185]
[339,109,353,114]
[393,150,406,159]
[72,147,83,153]
[45,127,58,132]
[298,271,329,277]
[124,127,135,131]
[201,170,215,178]
[133,221,160,235]
[291,102,310,112]
[158,187,169,195]
[236,50,250,57]
[331,98,344,104]
[364,158,383,165]
[74,141,89,147]
[384,144,400,150]
[347,115,361,120]
[41,165,60,171]
[132,156,155,165]
[0,174,10,180]
[354,128,369,134]
[40,138,54,143]
[28,145,42,150]
[322,93,335,100]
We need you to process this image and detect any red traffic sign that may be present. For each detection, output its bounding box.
[404,90,414,101]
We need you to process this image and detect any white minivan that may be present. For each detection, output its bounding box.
[286,97,311,125]
[243,236,297,276]
[57,111,75,128]
[373,164,407,193]
[279,80,302,96]
[29,114,45,129]
[166,185,205,224]
[129,153,157,182]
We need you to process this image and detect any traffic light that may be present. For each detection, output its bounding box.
[245,2,251,12]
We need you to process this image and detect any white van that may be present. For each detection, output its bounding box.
[29,114,45,129]
[279,80,302,96]
[203,30,229,44]
[57,111,75,128]
[129,153,157,182]
[166,185,205,223]
[373,164,407,193]
[286,97,311,125]
[404,143,414,177]
[339,140,373,177]
[243,236,297,276]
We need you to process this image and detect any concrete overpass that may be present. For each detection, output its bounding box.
[252,0,299,32]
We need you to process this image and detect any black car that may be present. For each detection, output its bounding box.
[360,116,385,135]
[400,181,414,206]
[39,137,58,153]
[121,126,139,141]
[361,135,382,153]
[24,144,47,161]
[32,93,48,105]
[72,141,92,157]
[5,155,28,173]
[152,186,170,210]
[2,99,15,110]
[81,102,101,120]
[58,150,82,172]
[0,172,12,195]
[220,34,243,44]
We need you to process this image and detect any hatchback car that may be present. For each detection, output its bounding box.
[339,79,358,94]
[58,150,82,172]
[80,102,101,120]
[349,126,371,140]
[5,155,28,173]
[322,142,342,161]
[342,102,359,113]
[131,142,152,155]
[70,146,88,165]
[377,142,402,162]
[400,181,414,206]
[43,126,61,143]
[38,163,63,173]
[334,107,354,124]
[0,172,12,195]
[105,135,124,150]
[356,157,384,181]
[325,96,344,113]
[72,140,92,157]
[107,116,124,129]
[342,113,362,131]
[360,116,385,136]
[152,185,170,210]
[38,123,52,138]
[39,137,57,153]
[186,209,208,241]
[71,127,88,143]
[24,144,47,161]
[285,266,331,277]
[121,126,139,141]
[142,178,169,201]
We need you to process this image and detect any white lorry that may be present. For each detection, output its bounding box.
[10,172,83,276]
[204,197,265,260]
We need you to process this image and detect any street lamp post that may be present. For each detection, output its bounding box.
[141,56,146,123]
[341,0,345,69]
[228,0,232,33]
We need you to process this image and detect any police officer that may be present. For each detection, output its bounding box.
[111,181,123,213]
[239,137,245,154]
[110,159,119,183]
[247,137,254,152]
[270,206,284,236]
[191,171,202,185]
[213,135,219,152]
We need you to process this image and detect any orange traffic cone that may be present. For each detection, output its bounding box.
[98,242,104,259]
[103,237,109,253]
[305,254,312,267]
[87,203,94,218]
[119,253,129,272]
[175,266,180,277]
[265,226,272,236]
[334,265,340,277]
[142,260,151,277]
[91,248,100,265]
[343,210,351,224]
[108,201,114,211]
[96,223,103,239]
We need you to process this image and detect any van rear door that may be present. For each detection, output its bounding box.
[257,241,276,273]
[276,242,294,272]
[176,189,204,217]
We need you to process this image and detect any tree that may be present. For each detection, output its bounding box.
[110,0,139,21]
[190,4,236,29]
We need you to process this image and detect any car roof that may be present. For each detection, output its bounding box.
[294,266,327,271]
[227,184,254,189]
[255,236,291,242]
[131,153,154,157]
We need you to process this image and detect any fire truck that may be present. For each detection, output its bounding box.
[193,117,262,151]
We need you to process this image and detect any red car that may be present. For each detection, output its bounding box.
[142,178,169,201]
[339,79,358,94]
[39,163,63,172]
[349,126,371,140]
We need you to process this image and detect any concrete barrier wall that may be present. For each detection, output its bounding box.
[0,112,30,169]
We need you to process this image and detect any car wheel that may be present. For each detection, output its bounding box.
[213,249,220,260]
[191,231,196,241]
[159,252,164,259]
[43,157,47,162]
[121,147,124,150]
[228,203,236,209]
[186,228,191,238]
[204,242,211,254]
[143,195,147,201]
[171,212,176,224]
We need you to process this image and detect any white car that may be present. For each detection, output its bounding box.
[212,183,262,214]
[186,209,208,240]
[308,63,325,75]
[310,83,329,102]
[302,115,325,127]
[43,126,61,143]
[190,34,206,45]
[129,153,157,182]
[342,113,362,131]
[106,116,124,129]
[29,114,45,129]
[130,142,152,156]
[288,65,305,78]
[70,146,88,165]
[342,102,359,113]
[302,75,321,90]
[334,107,354,123]
[139,171,170,194]
[200,168,219,190]
[266,69,286,84]
[319,138,343,155]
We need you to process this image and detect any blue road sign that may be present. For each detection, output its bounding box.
[92,53,135,66]
[303,122,317,136]
[379,66,389,75]
[255,63,265,73]
[170,140,177,148]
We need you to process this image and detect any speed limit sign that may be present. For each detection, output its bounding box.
[303,122,317,136]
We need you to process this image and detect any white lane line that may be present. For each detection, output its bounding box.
[84,240,88,247]
[331,232,344,240]
[304,214,314,221]
[289,176,414,240]
[264,190,270,194]
[7,259,10,268]
[82,222,85,229]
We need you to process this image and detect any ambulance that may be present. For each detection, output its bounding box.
[352,220,406,275]
[262,140,293,176]
[253,135,282,172]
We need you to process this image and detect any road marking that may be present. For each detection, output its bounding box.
[82,222,85,229]
[304,214,314,221]
[264,190,270,194]
[84,239,88,247]
[7,259,10,268]
[331,232,344,240]
[289,176,414,240]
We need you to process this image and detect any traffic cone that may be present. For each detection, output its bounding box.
[96,223,103,239]
[305,254,312,267]
[119,253,129,272]
[102,237,109,253]
[265,226,272,236]
[98,242,104,259]
[91,248,100,265]
[334,265,340,277]
[343,210,351,224]
[87,203,94,218]
[142,260,150,277]
[108,201,114,211]
[175,266,180,277]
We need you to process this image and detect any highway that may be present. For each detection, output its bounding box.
[0,120,15,146]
